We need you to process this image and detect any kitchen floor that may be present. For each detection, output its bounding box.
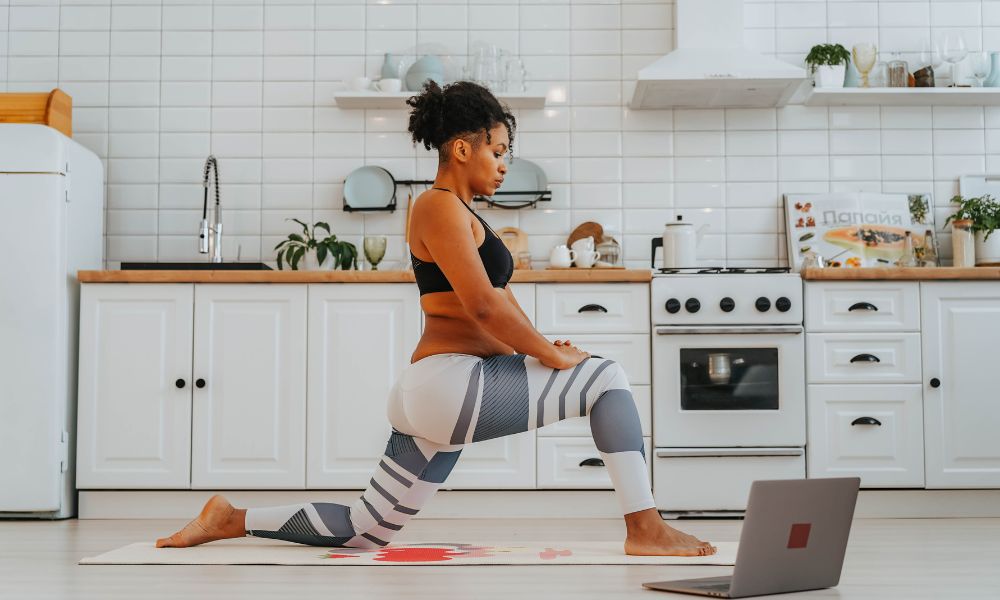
[2,516,998,599]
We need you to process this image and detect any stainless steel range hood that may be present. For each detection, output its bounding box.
[631,0,808,109]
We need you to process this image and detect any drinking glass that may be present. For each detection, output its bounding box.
[971,51,991,87]
[942,34,968,85]
[363,236,387,271]
[852,43,877,88]
[504,56,527,93]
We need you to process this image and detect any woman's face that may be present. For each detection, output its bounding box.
[466,124,509,197]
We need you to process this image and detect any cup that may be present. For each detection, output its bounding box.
[549,244,576,268]
[573,248,601,268]
[350,76,372,92]
[375,78,402,93]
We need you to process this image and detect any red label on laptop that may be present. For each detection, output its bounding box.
[787,523,811,549]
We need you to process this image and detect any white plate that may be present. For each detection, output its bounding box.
[495,158,547,204]
[344,166,396,209]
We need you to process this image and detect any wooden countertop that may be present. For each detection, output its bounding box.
[801,267,1000,280]
[78,268,653,284]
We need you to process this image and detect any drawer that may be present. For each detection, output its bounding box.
[806,333,922,384]
[545,333,650,385]
[537,283,649,334]
[653,448,805,512]
[539,385,651,437]
[805,282,919,332]
[807,384,924,488]
[537,437,652,489]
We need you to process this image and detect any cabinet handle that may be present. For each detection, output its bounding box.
[850,353,881,364]
[848,302,879,312]
[930,378,941,388]
[195,378,206,389]
[851,417,882,426]
[579,458,605,467]
[577,303,608,314]
[175,378,186,389]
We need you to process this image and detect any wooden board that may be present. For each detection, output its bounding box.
[0,89,72,137]
[567,221,603,248]
[801,267,1000,280]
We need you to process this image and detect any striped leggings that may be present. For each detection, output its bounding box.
[244,353,653,548]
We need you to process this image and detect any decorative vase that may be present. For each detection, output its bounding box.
[815,64,847,88]
[405,55,445,92]
[843,61,862,87]
[975,230,1000,265]
[984,52,1000,87]
[380,53,400,80]
[303,249,333,271]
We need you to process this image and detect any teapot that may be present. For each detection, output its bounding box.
[650,215,709,269]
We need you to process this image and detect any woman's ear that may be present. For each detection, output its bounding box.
[451,138,471,164]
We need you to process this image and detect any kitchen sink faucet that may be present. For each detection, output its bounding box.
[199,155,222,262]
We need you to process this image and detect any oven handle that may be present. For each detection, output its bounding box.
[655,448,804,458]
[655,325,804,335]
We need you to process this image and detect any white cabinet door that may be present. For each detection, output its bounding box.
[191,285,307,489]
[447,283,538,489]
[307,284,420,488]
[921,282,1000,488]
[77,284,193,489]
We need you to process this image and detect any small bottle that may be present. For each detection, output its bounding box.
[921,229,938,267]
[952,219,976,267]
[898,231,917,267]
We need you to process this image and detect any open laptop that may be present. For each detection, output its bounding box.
[643,477,861,598]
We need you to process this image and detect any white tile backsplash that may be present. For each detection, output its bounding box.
[7,1,1000,268]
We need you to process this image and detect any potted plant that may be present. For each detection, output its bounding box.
[274,219,359,270]
[945,195,1000,265]
[805,43,851,88]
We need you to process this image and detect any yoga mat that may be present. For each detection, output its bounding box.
[80,540,738,566]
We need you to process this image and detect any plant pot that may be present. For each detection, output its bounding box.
[303,250,333,271]
[975,230,1000,265]
[815,64,847,88]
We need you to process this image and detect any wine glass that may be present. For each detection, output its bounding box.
[970,51,991,87]
[942,34,968,86]
[363,236,387,271]
[852,43,877,88]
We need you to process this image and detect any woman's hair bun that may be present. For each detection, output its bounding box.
[406,81,447,151]
[406,80,516,155]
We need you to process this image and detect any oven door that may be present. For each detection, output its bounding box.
[653,325,806,447]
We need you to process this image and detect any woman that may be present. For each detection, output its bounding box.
[156,81,716,557]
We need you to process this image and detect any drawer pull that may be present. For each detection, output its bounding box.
[195,378,206,389]
[175,378,186,389]
[577,303,608,314]
[850,353,881,364]
[851,417,882,427]
[578,458,605,467]
[848,301,879,312]
[930,378,941,388]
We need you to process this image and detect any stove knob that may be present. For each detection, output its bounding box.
[755,297,771,312]
[775,296,792,312]
[719,297,735,312]
[665,298,681,314]
[685,298,701,313]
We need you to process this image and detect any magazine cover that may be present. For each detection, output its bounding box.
[784,192,936,271]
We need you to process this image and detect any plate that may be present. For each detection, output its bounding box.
[495,158,547,203]
[344,166,396,209]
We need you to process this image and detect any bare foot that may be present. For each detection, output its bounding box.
[624,509,717,557]
[155,494,247,548]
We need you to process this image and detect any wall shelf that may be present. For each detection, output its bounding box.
[334,91,546,109]
[803,87,1000,106]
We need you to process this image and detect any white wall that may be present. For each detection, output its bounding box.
[1,0,997,268]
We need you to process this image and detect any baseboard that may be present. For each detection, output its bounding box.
[77,489,1000,520]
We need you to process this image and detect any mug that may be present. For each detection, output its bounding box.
[350,76,372,92]
[571,237,596,253]
[573,248,601,268]
[375,78,402,93]
[549,244,576,268]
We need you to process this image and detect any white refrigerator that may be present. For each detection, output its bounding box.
[0,124,104,519]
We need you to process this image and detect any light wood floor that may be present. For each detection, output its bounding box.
[2,517,999,599]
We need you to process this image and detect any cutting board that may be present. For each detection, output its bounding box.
[0,89,72,137]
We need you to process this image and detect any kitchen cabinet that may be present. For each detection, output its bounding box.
[306,284,420,489]
[921,282,1000,488]
[191,285,306,489]
[77,284,194,489]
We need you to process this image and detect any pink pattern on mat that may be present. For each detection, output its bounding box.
[539,548,573,560]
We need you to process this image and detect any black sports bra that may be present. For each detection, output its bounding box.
[410,188,514,296]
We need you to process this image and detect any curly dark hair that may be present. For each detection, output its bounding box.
[406,80,516,161]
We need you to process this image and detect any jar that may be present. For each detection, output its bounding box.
[889,59,909,87]
[870,61,890,87]
[951,219,976,267]
[596,237,621,266]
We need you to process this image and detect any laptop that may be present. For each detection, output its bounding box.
[643,477,860,598]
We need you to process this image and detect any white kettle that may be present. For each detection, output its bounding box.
[650,215,708,269]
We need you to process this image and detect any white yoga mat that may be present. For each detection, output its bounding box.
[80,540,738,566]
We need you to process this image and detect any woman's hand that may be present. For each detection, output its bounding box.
[539,339,590,370]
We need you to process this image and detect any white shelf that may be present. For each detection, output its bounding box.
[334,91,547,109]
[803,87,1000,106]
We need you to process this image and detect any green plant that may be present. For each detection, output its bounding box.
[274,219,358,270]
[945,194,1000,241]
[805,44,851,70]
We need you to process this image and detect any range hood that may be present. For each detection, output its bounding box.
[631,0,808,109]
